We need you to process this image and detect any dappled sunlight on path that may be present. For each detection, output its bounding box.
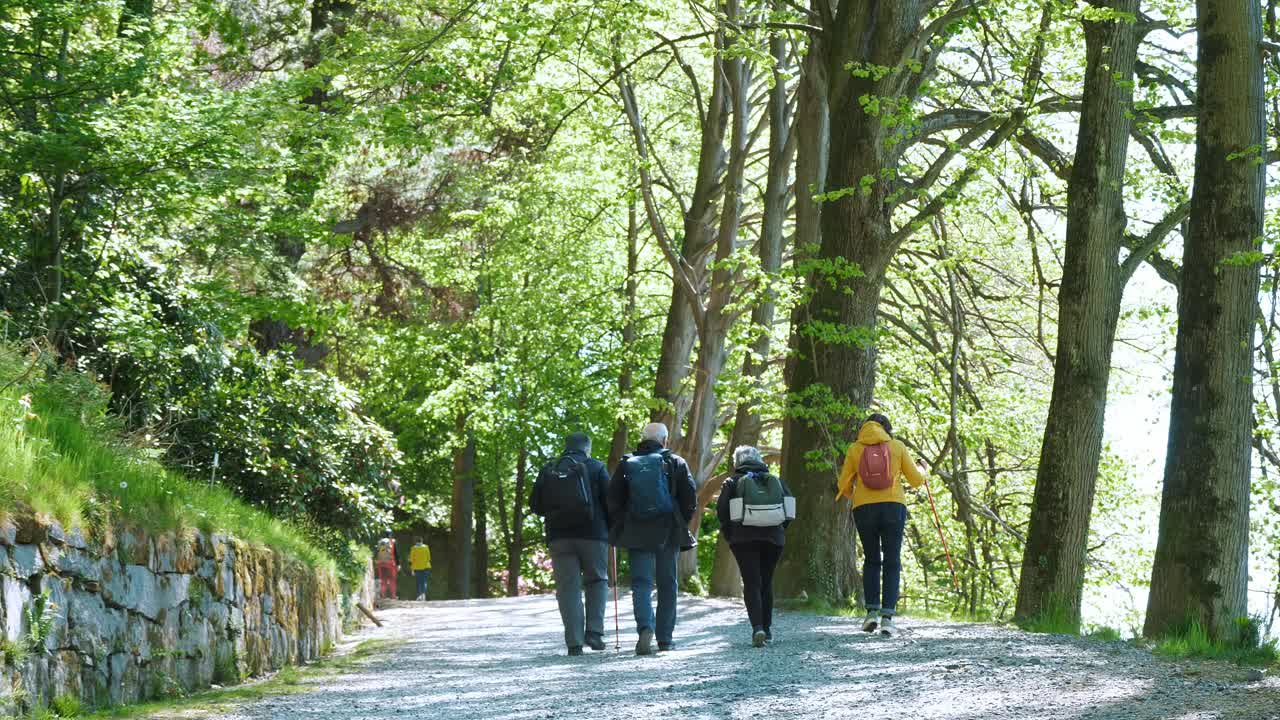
[214,594,1278,720]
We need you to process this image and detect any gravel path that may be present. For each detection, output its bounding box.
[216,593,1278,720]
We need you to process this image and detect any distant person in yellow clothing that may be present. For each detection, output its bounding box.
[409,537,432,601]
[835,413,926,637]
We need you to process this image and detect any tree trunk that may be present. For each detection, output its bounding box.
[733,7,794,449]
[651,291,699,437]
[709,537,743,598]
[1145,0,1263,641]
[474,483,489,598]
[619,15,729,445]
[506,445,528,597]
[775,3,919,602]
[792,24,828,266]
[678,4,753,582]
[610,192,641,471]
[711,14,794,600]
[1015,0,1137,629]
[249,0,351,366]
[450,422,476,599]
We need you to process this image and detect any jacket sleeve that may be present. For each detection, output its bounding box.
[607,462,627,521]
[898,441,927,489]
[676,459,696,523]
[715,477,734,537]
[835,444,859,501]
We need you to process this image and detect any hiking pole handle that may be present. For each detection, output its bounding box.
[924,477,961,592]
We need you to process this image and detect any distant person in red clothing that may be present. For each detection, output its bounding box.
[375,530,398,601]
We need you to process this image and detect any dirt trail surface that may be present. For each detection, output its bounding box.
[212,594,1277,720]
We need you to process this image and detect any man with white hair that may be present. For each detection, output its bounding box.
[606,422,697,655]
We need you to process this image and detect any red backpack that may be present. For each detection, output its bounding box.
[858,442,894,490]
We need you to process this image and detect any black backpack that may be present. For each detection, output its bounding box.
[540,455,595,527]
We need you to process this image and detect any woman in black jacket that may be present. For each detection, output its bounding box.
[716,445,793,647]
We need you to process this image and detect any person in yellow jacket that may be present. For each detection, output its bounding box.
[409,537,432,601]
[835,413,926,636]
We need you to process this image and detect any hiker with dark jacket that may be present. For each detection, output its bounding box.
[607,422,697,655]
[716,445,794,647]
[530,432,612,656]
[834,413,926,636]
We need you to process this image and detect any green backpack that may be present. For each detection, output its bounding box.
[732,472,787,527]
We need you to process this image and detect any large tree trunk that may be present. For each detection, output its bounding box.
[647,65,728,439]
[609,196,641,471]
[1015,0,1137,629]
[677,4,750,581]
[450,423,476,599]
[709,537,743,598]
[711,15,795,599]
[774,3,921,602]
[474,483,489,598]
[733,8,794,450]
[792,25,827,271]
[1145,0,1263,641]
[621,11,729,446]
[651,292,699,437]
[506,445,528,597]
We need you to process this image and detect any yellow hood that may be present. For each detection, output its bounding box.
[856,421,891,445]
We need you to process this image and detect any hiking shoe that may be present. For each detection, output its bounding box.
[585,634,606,651]
[568,646,583,656]
[764,628,773,643]
[879,616,898,637]
[752,627,766,648]
[636,628,655,656]
[862,612,880,632]
[657,642,675,652]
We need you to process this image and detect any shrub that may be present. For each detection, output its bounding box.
[0,345,336,571]
[50,694,82,717]
[164,347,400,542]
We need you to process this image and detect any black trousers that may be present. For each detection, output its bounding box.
[730,540,783,630]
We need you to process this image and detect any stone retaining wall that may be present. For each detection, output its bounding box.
[0,516,373,715]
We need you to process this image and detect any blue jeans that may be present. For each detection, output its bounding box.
[414,569,431,598]
[854,502,907,617]
[628,545,679,644]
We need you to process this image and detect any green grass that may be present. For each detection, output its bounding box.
[1083,625,1123,642]
[0,344,334,573]
[1153,618,1279,667]
[50,694,83,717]
[86,639,401,719]
[1014,597,1080,635]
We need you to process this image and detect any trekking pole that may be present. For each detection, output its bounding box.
[924,477,961,591]
[611,547,621,651]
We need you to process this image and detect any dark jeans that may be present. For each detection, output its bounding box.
[853,502,908,616]
[629,544,679,644]
[414,569,431,598]
[729,541,782,631]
